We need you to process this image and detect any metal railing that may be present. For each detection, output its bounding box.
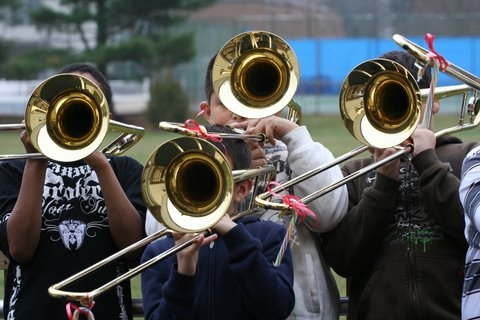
[0,227,350,319]
[0,78,151,116]
[0,297,349,318]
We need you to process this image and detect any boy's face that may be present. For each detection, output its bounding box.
[224,153,252,215]
[200,92,246,126]
[74,71,113,118]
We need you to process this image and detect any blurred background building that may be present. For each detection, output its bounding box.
[0,0,478,116]
[178,0,480,114]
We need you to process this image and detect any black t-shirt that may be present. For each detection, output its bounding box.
[0,156,146,320]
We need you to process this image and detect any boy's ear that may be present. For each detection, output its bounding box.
[199,101,211,121]
[235,179,253,203]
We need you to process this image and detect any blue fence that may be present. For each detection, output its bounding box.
[288,36,480,95]
[1,36,479,117]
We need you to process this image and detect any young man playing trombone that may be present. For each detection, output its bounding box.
[322,50,479,320]
[140,125,295,320]
[0,63,147,320]
[145,39,349,319]
[199,51,349,320]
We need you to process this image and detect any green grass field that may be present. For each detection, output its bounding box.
[1,113,478,162]
[0,113,478,318]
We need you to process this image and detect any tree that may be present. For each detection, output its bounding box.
[325,0,480,37]
[6,0,217,118]
[0,0,29,77]
[28,0,217,77]
[0,0,20,18]
[147,77,190,126]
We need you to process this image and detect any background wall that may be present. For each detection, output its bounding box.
[178,32,480,115]
[289,36,480,94]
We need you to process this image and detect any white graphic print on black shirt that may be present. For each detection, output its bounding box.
[42,163,108,250]
[364,158,446,250]
[5,160,131,320]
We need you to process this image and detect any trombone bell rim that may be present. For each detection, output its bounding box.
[213,30,300,119]
[142,137,233,233]
[25,73,110,162]
[340,58,421,148]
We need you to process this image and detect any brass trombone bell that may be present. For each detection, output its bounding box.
[256,81,480,212]
[212,30,300,119]
[142,136,234,233]
[28,73,108,161]
[257,55,480,212]
[340,58,422,149]
[0,73,144,162]
[142,135,276,232]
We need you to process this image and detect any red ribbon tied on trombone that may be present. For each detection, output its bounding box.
[184,118,223,143]
[282,194,317,223]
[425,33,449,72]
[66,301,95,320]
[267,181,318,266]
[184,115,228,155]
[266,181,317,223]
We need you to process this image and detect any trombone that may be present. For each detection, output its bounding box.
[48,135,276,309]
[158,120,267,143]
[256,56,480,211]
[212,30,302,123]
[0,73,144,162]
[393,34,480,92]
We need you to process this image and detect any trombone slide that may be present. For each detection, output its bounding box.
[256,50,480,212]
[48,226,177,305]
[49,135,276,307]
[393,34,480,92]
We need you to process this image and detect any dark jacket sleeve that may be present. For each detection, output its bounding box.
[141,239,196,320]
[141,222,294,320]
[321,157,401,277]
[222,223,295,319]
[412,148,467,248]
[322,138,476,277]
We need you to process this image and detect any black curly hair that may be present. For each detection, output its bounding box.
[204,124,251,170]
[59,62,114,111]
[380,50,432,89]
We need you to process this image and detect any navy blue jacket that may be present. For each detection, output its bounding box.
[141,215,294,320]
